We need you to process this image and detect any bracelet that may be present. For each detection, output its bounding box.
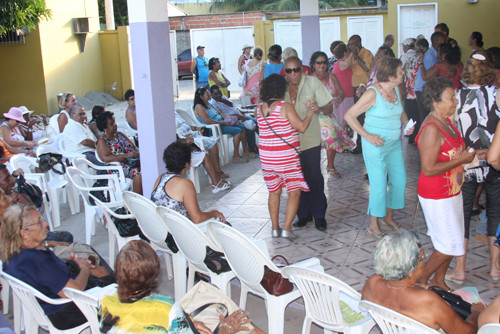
[219,323,234,334]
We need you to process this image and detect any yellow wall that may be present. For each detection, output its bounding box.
[0,28,47,115]
[118,26,132,94]
[388,0,500,61]
[39,0,104,115]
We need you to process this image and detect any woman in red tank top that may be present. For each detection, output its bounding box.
[420,43,462,89]
[415,78,476,291]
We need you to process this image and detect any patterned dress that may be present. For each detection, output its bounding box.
[150,173,189,218]
[100,133,141,179]
[257,101,309,193]
[319,77,356,152]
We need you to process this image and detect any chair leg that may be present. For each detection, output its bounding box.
[47,187,62,228]
[172,253,187,301]
[85,207,96,245]
[239,284,249,309]
[108,229,116,268]
[187,265,195,292]
[302,318,312,334]
[210,274,231,298]
[267,296,287,334]
[1,279,8,314]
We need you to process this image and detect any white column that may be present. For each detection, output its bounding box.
[127,0,176,195]
[105,0,115,30]
[300,0,320,64]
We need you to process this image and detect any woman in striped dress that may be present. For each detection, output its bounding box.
[255,74,317,239]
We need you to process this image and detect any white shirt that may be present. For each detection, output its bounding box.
[62,118,96,154]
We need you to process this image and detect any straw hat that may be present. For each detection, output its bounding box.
[3,107,26,122]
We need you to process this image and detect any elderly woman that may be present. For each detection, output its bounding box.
[208,57,231,98]
[194,87,252,163]
[310,51,354,178]
[345,57,414,239]
[57,92,77,133]
[241,47,264,104]
[151,142,226,223]
[446,53,500,284]
[415,78,475,290]
[362,230,484,334]
[1,204,91,330]
[256,74,315,239]
[100,240,253,333]
[0,107,37,157]
[96,111,142,194]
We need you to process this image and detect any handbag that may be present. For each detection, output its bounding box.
[16,175,44,208]
[203,246,231,274]
[53,242,101,267]
[111,207,141,237]
[123,157,140,169]
[180,281,254,334]
[38,152,66,175]
[260,255,293,296]
[429,286,472,320]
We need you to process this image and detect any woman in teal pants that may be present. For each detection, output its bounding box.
[345,57,414,239]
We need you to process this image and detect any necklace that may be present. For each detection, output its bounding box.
[431,112,456,135]
[386,281,419,289]
[377,82,398,104]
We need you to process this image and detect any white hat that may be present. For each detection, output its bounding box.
[402,38,416,47]
[18,106,35,115]
[242,44,253,50]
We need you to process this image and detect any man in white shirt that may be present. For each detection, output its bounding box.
[62,105,100,164]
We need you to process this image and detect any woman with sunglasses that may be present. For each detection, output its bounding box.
[0,107,37,157]
[56,92,77,133]
[362,230,484,334]
[0,204,92,330]
[310,51,355,178]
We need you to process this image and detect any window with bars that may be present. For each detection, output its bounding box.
[0,30,26,45]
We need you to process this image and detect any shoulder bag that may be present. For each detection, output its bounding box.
[16,175,43,208]
[429,286,472,320]
[260,255,293,296]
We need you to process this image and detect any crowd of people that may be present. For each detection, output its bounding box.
[1,21,499,333]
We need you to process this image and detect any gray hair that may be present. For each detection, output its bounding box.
[69,105,83,116]
[282,47,298,61]
[284,56,302,66]
[374,230,421,281]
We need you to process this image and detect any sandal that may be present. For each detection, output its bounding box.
[243,152,259,159]
[445,272,465,285]
[491,270,500,282]
[217,171,230,179]
[379,219,404,232]
[365,227,385,240]
[327,167,340,178]
[212,180,231,194]
[232,156,249,163]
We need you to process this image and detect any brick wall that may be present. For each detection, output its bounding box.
[169,12,263,30]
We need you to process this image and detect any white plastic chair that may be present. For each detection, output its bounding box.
[211,223,323,334]
[48,114,61,135]
[0,271,90,334]
[122,192,185,299]
[66,167,119,244]
[359,300,440,334]
[73,157,131,193]
[9,154,65,229]
[281,266,375,334]
[63,284,117,334]
[156,207,236,297]
[91,195,141,268]
[58,136,85,164]
[478,323,500,334]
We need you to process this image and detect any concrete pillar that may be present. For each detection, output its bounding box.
[127,0,176,195]
[105,0,115,31]
[300,0,320,64]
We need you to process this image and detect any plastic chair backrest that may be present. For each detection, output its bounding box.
[478,323,500,334]
[122,191,169,251]
[281,266,361,332]
[67,167,116,206]
[10,155,38,174]
[48,114,60,134]
[156,207,216,272]
[176,108,198,126]
[0,271,75,332]
[214,225,281,295]
[359,300,440,334]
[62,288,99,333]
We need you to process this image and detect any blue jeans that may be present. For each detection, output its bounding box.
[196,81,209,89]
[221,125,243,136]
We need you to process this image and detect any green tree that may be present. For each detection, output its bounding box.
[0,0,52,36]
[210,0,375,12]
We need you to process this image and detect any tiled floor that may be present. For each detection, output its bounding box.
[5,86,497,332]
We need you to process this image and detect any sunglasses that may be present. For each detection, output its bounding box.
[315,60,328,65]
[285,67,302,74]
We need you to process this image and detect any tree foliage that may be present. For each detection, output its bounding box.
[0,0,52,36]
[211,0,376,12]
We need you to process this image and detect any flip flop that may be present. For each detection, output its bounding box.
[327,167,340,178]
[490,270,500,282]
[444,272,465,285]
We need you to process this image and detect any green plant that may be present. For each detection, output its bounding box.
[0,0,52,36]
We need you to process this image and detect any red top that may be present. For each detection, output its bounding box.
[416,120,466,199]
[332,62,354,98]
[436,62,463,89]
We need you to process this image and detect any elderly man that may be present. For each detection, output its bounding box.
[284,56,333,232]
[209,85,258,153]
[347,35,374,102]
[381,34,394,49]
[62,105,100,165]
[400,38,416,68]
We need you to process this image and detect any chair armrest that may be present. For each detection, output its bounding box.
[286,257,324,274]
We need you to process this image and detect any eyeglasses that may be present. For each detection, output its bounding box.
[285,67,302,74]
[315,60,328,65]
[19,205,43,230]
